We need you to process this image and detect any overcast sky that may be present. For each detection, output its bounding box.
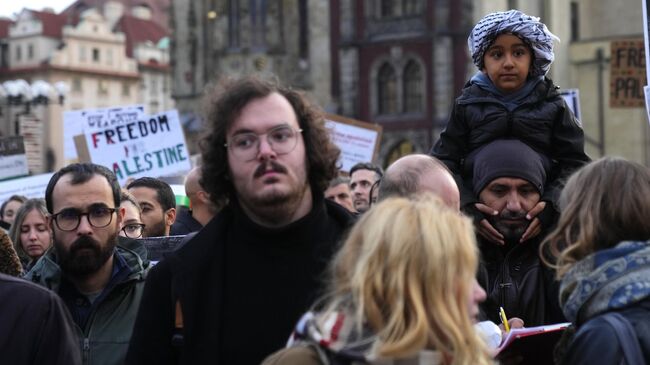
[0,0,75,18]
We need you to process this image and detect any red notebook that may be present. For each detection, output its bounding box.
[496,322,571,364]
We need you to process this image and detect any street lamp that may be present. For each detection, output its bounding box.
[0,80,67,135]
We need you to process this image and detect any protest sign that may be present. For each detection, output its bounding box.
[324,114,383,173]
[64,105,145,160]
[0,173,54,204]
[559,89,582,126]
[0,136,29,181]
[610,39,646,107]
[75,109,192,185]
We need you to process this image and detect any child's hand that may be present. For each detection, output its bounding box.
[520,201,546,242]
[474,203,504,245]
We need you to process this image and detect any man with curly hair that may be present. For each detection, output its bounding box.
[127,77,355,365]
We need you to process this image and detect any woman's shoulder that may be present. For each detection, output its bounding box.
[262,346,323,365]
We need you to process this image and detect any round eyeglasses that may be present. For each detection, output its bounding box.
[121,223,146,238]
[224,125,303,161]
[51,207,116,231]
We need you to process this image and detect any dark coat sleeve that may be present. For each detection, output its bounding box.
[32,291,82,365]
[431,103,477,206]
[543,100,591,208]
[561,318,623,365]
[126,259,177,365]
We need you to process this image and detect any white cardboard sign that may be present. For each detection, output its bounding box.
[76,109,192,185]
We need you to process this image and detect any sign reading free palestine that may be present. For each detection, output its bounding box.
[75,109,192,185]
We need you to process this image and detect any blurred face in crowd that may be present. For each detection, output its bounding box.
[50,174,123,277]
[324,183,355,213]
[128,187,172,237]
[225,93,310,223]
[350,169,380,213]
[479,177,540,244]
[19,208,52,260]
[466,278,487,323]
[3,200,23,225]
[119,200,145,239]
[482,33,532,94]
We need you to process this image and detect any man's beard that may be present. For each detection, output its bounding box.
[144,217,167,237]
[241,160,309,224]
[488,209,529,245]
[54,231,117,278]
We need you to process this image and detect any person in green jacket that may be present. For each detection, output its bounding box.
[25,163,148,365]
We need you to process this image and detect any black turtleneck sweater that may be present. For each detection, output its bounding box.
[220,195,352,364]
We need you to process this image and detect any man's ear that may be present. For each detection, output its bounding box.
[166,207,176,226]
[197,191,211,205]
[117,206,125,226]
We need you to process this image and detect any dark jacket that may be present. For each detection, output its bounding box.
[431,78,590,208]
[25,246,148,365]
[170,206,202,236]
[126,195,354,365]
[0,273,82,365]
[478,235,565,327]
[561,300,650,364]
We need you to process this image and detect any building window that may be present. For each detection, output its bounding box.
[107,48,113,65]
[228,0,240,48]
[27,44,34,59]
[378,63,398,115]
[98,80,108,95]
[380,0,398,18]
[403,60,423,113]
[15,45,21,61]
[80,46,86,62]
[92,48,100,62]
[150,78,158,97]
[570,2,580,42]
[403,0,422,16]
[122,82,130,96]
[72,78,82,92]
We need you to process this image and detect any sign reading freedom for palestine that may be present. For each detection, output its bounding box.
[64,105,145,161]
[74,108,192,185]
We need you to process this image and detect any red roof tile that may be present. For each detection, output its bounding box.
[29,10,68,39]
[0,19,13,38]
[114,14,168,57]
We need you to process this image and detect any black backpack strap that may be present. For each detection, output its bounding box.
[601,312,644,365]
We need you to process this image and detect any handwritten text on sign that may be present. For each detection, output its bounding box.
[82,110,191,184]
[325,119,380,173]
[64,105,145,160]
[610,39,647,108]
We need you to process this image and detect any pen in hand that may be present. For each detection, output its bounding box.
[499,307,510,332]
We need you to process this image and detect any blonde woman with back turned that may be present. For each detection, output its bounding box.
[264,194,493,365]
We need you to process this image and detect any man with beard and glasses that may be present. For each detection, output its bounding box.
[126,77,354,365]
[127,177,176,237]
[471,140,565,327]
[25,163,148,365]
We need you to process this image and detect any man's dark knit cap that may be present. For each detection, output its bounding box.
[472,139,551,196]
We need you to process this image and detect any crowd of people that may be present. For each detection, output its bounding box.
[0,8,649,365]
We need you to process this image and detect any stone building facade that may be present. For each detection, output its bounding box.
[330,0,474,168]
[170,0,332,152]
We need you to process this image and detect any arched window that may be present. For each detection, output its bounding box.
[403,60,423,113]
[378,63,398,115]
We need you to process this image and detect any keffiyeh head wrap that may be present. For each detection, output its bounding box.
[468,9,559,76]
